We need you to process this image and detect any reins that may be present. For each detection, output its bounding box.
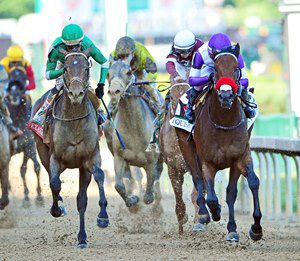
[52,95,91,122]
[207,101,245,130]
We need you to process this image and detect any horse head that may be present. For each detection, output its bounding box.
[59,47,91,105]
[211,43,240,109]
[7,67,27,106]
[107,59,133,106]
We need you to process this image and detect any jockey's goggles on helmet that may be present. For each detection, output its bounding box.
[176,46,194,55]
[66,43,82,52]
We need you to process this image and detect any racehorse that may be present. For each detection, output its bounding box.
[104,59,163,210]
[31,48,109,248]
[6,67,43,206]
[0,107,10,210]
[186,43,262,242]
[159,80,205,234]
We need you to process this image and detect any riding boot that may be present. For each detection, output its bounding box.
[97,108,106,139]
[241,88,257,118]
[185,87,201,123]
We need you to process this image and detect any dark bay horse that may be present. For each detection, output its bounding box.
[104,60,163,210]
[31,49,108,248]
[190,44,262,242]
[6,67,43,206]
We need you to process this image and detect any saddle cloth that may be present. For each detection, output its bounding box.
[169,89,194,133]
[169,89,258,133]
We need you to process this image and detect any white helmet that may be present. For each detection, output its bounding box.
[173,30,196,51]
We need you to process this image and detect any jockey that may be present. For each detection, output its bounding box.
[29,23,109,140]
[185,32,257,123]
[166,30,204,82]
[0,45,36,92]
[109,36,160,108]
[0,64,23,139]
[146,30,204,153]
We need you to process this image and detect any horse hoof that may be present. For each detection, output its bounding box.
[192,223,206,232]
[249,226,263,241]
[35,196,44,207]
[0,198,9,210]
[50,206,67,218]
[226,232,239,242]
[199,214,211,225]
[77,242,88,249]
[144,193,154,205]
[97,217,109,228]
[22,198,31,208]
[125,195,140,207]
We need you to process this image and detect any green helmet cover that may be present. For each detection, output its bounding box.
[62,24,84,45]
[115,36,135,57]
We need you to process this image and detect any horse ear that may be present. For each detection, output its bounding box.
[83,46,92,56]
[59,48,68,56]
[233,43,240,59]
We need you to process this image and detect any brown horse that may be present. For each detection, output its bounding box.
[185,44,262,242]
[159,80,207,234]
[31,49,109,248]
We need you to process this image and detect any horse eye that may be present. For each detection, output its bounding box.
[126,70,132,76]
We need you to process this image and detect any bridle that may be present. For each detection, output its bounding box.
[63,52,90,93]
[208,51,245,131]
[52,52,91,122]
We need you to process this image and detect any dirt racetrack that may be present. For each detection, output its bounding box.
[0,145,299,261]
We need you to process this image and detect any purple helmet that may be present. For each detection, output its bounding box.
[208,33,232,55]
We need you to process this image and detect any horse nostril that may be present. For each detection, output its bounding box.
[115,90,121,94]
[68,91,74,97]
[79,91,84,96]
[108,90,111,96]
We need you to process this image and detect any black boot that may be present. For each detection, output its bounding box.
[97,108,106,139]
[241,88,257,118]
[185,88,201,123]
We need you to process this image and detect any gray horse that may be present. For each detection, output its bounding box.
[7,67,43,206]
[104,60,163,208]
[0,114,10,210]
[31,49,108,248]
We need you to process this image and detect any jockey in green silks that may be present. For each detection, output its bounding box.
[29,23,109,141]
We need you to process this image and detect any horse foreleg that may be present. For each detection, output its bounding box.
[225,166,240,242]
[203,163,221,221]
[192,174,210,231]
[93,165,109,228]
[0,166,9,210]
[114,155,139,207]
[20,154,30,203]
[29,151,43,203]
[49,156,65,217]
[77,169,92,249]
[246,159,263,241]
[144,164,155,205]
[169,167,187,234]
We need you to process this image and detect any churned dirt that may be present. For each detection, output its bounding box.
[0,144,299,261]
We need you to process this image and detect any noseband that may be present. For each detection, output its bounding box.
[63,52,90,92]
[208,52,245,130]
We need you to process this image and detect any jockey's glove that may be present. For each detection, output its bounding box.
[95,83,105,99]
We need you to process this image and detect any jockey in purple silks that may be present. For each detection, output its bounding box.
[185,33,257,123]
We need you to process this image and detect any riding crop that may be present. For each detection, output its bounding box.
[100,97,126,150]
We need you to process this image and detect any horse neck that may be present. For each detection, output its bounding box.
[60,90,89,119]
[210,89,242,126]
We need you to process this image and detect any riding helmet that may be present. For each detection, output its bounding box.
[62,24,84,46]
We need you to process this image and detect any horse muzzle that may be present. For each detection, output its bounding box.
[218,89,235,109]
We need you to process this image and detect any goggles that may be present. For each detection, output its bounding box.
[175,46,194,55]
